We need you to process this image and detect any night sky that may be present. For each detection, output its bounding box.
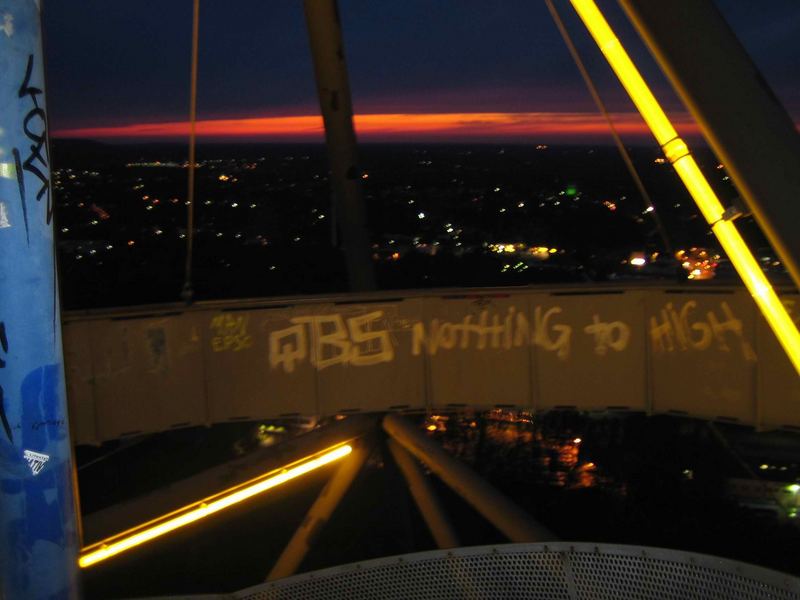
[43,0,800,142]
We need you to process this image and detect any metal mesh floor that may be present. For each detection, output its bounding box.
[231,543,800,600]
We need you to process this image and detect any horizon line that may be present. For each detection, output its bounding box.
[52,111,704,142]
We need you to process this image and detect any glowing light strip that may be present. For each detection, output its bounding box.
[571,0,800,376]
[78,443,353,568]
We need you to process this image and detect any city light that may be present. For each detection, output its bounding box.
[629,252,647,267]
[676,248,719,280]
[77,443,353,568]
[531,246,550,260]
[571,0,800,376]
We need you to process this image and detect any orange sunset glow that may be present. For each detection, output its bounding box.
[53,111,702,141]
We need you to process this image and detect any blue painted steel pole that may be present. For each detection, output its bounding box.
[0,1,81,598]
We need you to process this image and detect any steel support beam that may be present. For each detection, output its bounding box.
[83,414,376,545]
[0,1,80,597]
[266,439,370,581]
[303,0,375,291]
[383,414,556,543]
[619,0,800,290]
[387,439,459,549]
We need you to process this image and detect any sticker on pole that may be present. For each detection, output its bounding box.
[23,449,49,475]
[0,202,11,228]
[1,13,13,38]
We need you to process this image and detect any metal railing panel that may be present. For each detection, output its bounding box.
[233,542,800,600]
[61,284,800,444]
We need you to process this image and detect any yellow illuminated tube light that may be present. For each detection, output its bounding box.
[78,443,353,568]
[570,0,800,376]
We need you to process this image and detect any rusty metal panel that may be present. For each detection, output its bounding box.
[62,320,97,445]
[89,313,207,440]
[316,299,425,414]
[533,291,647,412]
[647,290,757,423]
[756,292,800,430]
[203,306,318,423]
[423,293,531,410]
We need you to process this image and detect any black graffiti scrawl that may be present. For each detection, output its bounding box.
[0,322,11,442]
[14,53,51,245]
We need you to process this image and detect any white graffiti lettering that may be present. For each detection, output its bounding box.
[269,323,306,373]
[410,306,572,359]
[583,315,630,356]
[269,311,393,372]
[231,299,757,375]
[649,301,756,360]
